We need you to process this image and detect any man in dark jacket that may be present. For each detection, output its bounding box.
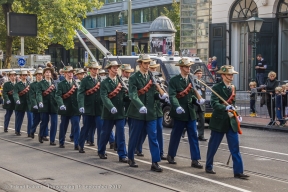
[205,65,249,179]
[2,71,17,132]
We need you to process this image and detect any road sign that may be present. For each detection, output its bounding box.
[18,58,26,67]
[84,51,88,66]
[0,50,3,60]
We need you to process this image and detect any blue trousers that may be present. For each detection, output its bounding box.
[59,115,80,146]
[39,113,58,142]
[206,128,244,174]
[128,119,160,162]
[86,116,103,146]
[4,109,14,129]
[256,73,265,86]
[15,111,25,133]
[27,111,33,135]
[137,117,164,156]
[168,119,201,160]
[276,109,285,125]
[98,119,127,158]
[31,113,48,136]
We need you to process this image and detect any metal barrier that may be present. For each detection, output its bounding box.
[235,91,287,126]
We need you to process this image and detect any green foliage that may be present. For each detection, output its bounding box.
[0,0,103,67]
[161,0,180,51]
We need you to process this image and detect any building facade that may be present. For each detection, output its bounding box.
[210,0,288,90]
[47,0,174,70]
[180,0,211,62]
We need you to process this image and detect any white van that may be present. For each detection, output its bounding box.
[0,68,36,74]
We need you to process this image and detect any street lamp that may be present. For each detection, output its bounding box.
[246,13,264,81]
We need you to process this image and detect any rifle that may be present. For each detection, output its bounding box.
[148,70,166,96]
[115,55,129,92]
[188,73,203,101]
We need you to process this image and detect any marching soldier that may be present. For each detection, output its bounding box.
[36,66,58,145]
[99,69,108,82]
[167,58,205,168]
[194,68,207,141]
[205,65,249,179]
[120,63,134,129]
[127,54,168,172]
[136,60,167,160]
[78,61,102,153]
[30,68,48,139]
[98,61,129,162]
[3,71,17,132]
[75,68,86,86]
[55,66,80,149]
[13,71,30,136]
[69,68,86,142]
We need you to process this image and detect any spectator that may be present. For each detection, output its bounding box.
[275,87,286,126]
[207,57,214,75]
[58,69,65,81]
[249,81,257,117]
[0,74,4,86]
[0,84,3,105]
[255,54,267,86]
[211,56,218,78]
[2,72,8,83]
[282,84,288,120]
[262,71,279,125]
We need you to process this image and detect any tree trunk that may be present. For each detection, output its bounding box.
[2,3,13,69]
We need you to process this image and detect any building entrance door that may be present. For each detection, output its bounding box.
[281,18,288,81]
[239,23,251,90]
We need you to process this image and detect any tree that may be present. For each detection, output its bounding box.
[161,0,180,51]
[0,0,103,68]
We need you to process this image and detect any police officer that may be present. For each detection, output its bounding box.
[78,62,102,153]
[205,65,249,179]
[127,54,168,172]
[36,66,58,145]
[13,71,30,136]
[136,60,167,160]
[98,61,129,162]
[55,66,80,149]
[30,68,48,139]
[2,71,17,132]
[194,68,207,141]
[167,58,205,168]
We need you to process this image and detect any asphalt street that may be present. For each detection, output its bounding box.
[1,109,288,192]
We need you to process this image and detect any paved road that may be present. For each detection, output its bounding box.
[1,109,288,192]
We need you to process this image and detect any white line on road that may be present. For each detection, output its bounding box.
[2,127,251,192]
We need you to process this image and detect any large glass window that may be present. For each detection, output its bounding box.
[106,13,114,26]
[143,7,151,23]
[151,6,158,21]
[85,17,92,29]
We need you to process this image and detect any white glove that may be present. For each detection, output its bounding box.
[238,116,242,123]
[165,97,170,104]
[16,100,21,105]
[60,105,66,110]
[197,98,205,105]
[159,93,168,100]
[6,100,11,104]
[111,107,118,114]
[33,105,38,109]
[39,102,44,108]
[79,107,85,113]
[176,107,185,114]
[139,106,147,114]
[226,105,235,111]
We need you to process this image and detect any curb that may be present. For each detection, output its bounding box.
[241,123,288,133]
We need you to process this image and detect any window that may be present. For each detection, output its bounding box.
[85,17,92,29]
[106,13,114,26]
[231,0,258,20]
[92,16,96,28]
[132,9,141,23]
[278,0,288,16]
[151,6,158,21]
[143,7,151,22]
[97,15,105,27]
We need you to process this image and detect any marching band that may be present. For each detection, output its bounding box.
[1,55,249,178]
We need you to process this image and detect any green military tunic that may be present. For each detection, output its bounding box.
[209,81,238,133]
[36,79,58,114]
[78,75,103,116]
[2,81,15,110]
[13,81,30,112]
[155,100,163,118]
[169,74,198,121]
[127,71,160,121]
[29,81,39,113]
[100,77,129,120]
[55,79,80,116]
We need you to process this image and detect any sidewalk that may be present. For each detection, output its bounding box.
[241,116,288,132]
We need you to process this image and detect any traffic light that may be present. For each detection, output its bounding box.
[116,31,125,55]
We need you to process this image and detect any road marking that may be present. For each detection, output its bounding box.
[2,127,251,192]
